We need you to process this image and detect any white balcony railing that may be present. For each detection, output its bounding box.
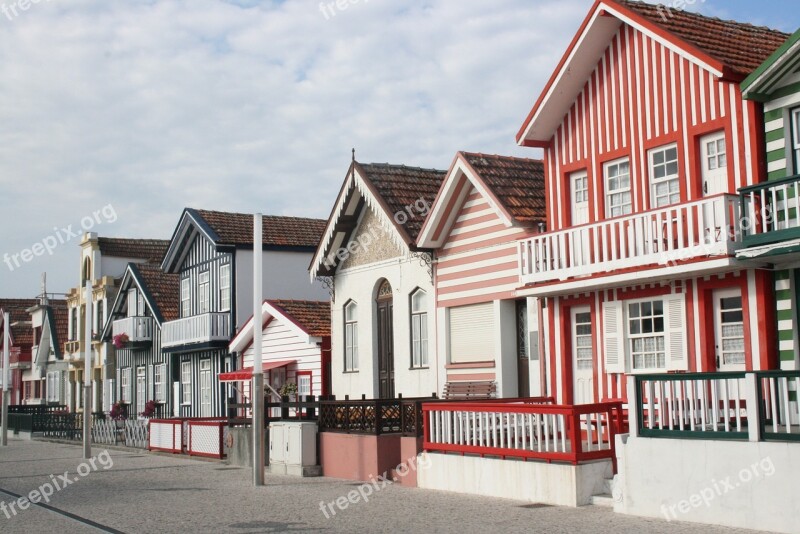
[519,194,742,285]
[161,312,231,349]
[112,316,154,343]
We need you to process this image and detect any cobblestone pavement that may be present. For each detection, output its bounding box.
[0,439,765,534]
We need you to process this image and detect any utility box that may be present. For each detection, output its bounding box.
[268,421,320,477]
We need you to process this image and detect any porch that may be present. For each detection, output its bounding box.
[162,312,230,349]
[518,195,743,292]
[738,174,800,259]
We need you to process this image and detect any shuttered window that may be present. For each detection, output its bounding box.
[449,302,494,363]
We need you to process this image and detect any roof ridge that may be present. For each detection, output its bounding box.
[618,0,789,36]
[358,162,446,174]
[193,208,326,222]
[461,151,544,163]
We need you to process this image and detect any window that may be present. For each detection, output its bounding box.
[46,372,60,403]
[136,367,146,415]
[605,159,631,217]
[410,289,428,368]
[297,373,312,397]
[138,292,145,317]
[649,145,680,207]
[121,368,131,403]
[96,300,104,333]
[705,136,727,171]
[792,108,800,172]
[154,364,166,403]
[70,308,78,341]
[220,264,231,311]
[628,300,666,371]
[574,173,588,204]
[449,302,494,363]
[181,362,192,404]
[344,301,358,371]
[127,289,138,317]
[181,278,190,317]
[198,272,210,314]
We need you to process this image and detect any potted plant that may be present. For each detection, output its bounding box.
[139,400,159,419]
[112,333,129,349]
[279,382,298,401]
[110,401,128,427]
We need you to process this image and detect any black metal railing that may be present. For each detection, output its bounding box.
[228,395,323,427]
[8,405,68,415]
[319,396,437,436]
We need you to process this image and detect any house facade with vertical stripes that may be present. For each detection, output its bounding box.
[101,262,179,418]
[161,208,328,417]
[417,152,545,398]
[0,298,38,405]
[738,29,800,372]
[515,0,788,403]
[310,161,445,400]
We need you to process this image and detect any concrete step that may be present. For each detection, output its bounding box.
[602,477,613,495]
[590,493,614,507]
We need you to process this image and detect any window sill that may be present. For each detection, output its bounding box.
[409,367,430,371]
[342,370,359,374]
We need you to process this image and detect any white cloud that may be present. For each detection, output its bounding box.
[0,0,793,296]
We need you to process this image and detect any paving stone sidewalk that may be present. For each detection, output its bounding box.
[0,439,765,534]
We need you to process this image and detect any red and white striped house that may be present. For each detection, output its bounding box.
[515,0,788,403]
[418,152,545,397]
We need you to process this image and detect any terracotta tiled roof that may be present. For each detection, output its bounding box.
[269,300,331,338]
[193,209,327,249]
[132,263,180,323]
[97,238,170,263]
[356,163,447,241]
[0,298,39,347]
[49,301,69,348]
[618,0,789,76]
[461,153,546,225]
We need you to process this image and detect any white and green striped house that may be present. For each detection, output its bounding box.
[739,28,800,370]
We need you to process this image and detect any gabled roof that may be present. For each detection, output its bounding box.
[48,303,69,355]
[101,262,180,339]
[0,298,39,347]
[96,238,170,262]
[742,28,800,101]
[517,0,789,146]
[310,161,446,278]
[417,152,546,248]
[162,208,327,273]
[229,299,330,353]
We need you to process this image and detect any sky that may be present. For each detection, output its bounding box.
[0,0,798,298]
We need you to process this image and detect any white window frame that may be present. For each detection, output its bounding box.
[627,299,667,372]
[198,272,210,314]
[604,158,632,217]
[154,363,166,403]
[181,362,192,405]
[181,278,190,317]
[649,144,680,208]
[127,289,138,317]
[792,108,800,173]
[344,301,358,372]
[704,133,728,172]
[121,368,132,403]
[220,264,231,312]
[297,373,312,397]
[136,367,146,415]
[410,289,428,368]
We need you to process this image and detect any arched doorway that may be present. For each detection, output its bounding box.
[376,279,395,398]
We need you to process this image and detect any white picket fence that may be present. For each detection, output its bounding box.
[90,418,149,448]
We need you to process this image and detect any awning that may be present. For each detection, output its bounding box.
[218,360,296,382]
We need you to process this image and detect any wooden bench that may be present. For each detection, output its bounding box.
[442,381,496,400]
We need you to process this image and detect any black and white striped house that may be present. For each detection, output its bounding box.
[159,208,329,417]
[102,262,179,418]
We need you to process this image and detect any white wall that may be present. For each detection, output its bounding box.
[235,250,329,329]
[616,435,800,533]
[418,452,611,507]
[331,257,437,399]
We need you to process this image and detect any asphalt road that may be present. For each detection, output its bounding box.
[0,439,766,534]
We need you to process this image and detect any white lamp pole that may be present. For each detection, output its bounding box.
[253,213,265,486]
[83,282,93,459]
[1,312,10,446]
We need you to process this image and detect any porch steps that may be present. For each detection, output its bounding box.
[589,478,615,507]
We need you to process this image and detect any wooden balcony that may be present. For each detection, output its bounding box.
[162,312,231,349]
[112,316,153,344]
[518,194,742,289]
[738,174,800,250]
[63,340,81,355]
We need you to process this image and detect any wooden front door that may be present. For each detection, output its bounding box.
[377,280,395,399]
[572,307,594,404]
[517,300,530,397]
[714,288,746,372]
